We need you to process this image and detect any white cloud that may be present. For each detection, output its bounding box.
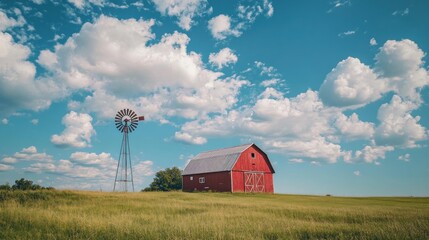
[398,153,410,162]
[338,30,356,37]
[208,14,240,40]
[31,119,39,125]
[289,158,304,163]
[353,170,360,176]
[375,95,428,148]
[70,151,114,165]
[351,145,394,163]
[1,118,8,124]
[0,32,66,118]
[0,9,26,31]
[370,37,377,46]
[375,39,429,102]
[151,0,210,30]
[237,0,274,23]
[260,78,281,87]
[319,57,385,108]
[209,48,238,69]
[51,111,95,148]
[40,16,246,121]
[1,146,53,163]
[68,0,85,9]
[175,89,348,163]
[174,131,207,145]
[0,164,14,171]
[31,0,45,4]
[335,113,374,140]
[254,61,280,78]
[207,0,273,40]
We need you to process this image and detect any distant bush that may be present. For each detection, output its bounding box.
[142,167,182,192]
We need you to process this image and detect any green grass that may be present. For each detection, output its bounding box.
[0,190,428,239]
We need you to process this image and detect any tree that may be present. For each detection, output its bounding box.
[12,178,42,190]
[142,167,182,191]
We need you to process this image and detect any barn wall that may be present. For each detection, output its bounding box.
[231,145,274,193]
[182,172,231,192]
[264,173,274,193]
[232,171,244,192]
[232,145,272,172]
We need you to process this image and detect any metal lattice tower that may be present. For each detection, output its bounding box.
[113,109,144,192]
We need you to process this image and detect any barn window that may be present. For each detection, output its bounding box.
[199,177,205,183]
[251,153,255,158]
[190,176,193,181]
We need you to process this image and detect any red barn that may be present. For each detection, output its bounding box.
[182,143,275,193]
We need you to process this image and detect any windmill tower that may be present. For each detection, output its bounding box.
[114,109,144,192]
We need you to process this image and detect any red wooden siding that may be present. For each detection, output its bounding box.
[231,145,274,193]
[182,172,231,192]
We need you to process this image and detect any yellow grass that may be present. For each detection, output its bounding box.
[0,190,428,239]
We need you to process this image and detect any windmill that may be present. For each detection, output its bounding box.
[113,109,145,192]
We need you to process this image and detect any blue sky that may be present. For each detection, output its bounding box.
[0,0,428,196]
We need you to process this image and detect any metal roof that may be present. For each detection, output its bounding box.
[182,144,253,175]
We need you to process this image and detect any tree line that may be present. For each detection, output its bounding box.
[0,178,54,191]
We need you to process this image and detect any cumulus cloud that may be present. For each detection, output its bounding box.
[0,32,65,118]
[370,37,377,46]
[0,9,26,31]
[375,95,428,148]
[209,48,238,69]
[352,145,394,163]
[1,118,8,124]
[1,146,53,163]
[174,131,207,145]
[31,119,39,125]
[319,57,385,108]
[320,40,429,109]
[51,111,95,148]
[151,0,210,30]
[335,113,374,140]
[207,1,273,40]
[175,89,349,163]
[208,14,240,40]
[40,16,246,121]
[375,39,429,102]
[0,164,14,171]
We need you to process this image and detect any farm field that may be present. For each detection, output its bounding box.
[0,190,428,240]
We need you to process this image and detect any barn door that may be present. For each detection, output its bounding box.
[244,172,265,193]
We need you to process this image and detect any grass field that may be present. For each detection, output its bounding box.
[0,190,428,239]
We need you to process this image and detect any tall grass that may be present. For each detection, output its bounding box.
[0,190,428,239]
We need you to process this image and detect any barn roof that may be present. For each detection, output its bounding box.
[182,143,257,175]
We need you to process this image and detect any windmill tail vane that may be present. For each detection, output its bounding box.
[113,108,144,192]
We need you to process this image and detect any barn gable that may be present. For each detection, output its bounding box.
[182,144,252,175]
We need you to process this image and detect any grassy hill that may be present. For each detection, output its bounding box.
[0,190,428,239]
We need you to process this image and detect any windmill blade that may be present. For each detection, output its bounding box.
[116,110,124,118]
[130,111,137,119]
[125,108,130,116]
[120,109,126,117]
